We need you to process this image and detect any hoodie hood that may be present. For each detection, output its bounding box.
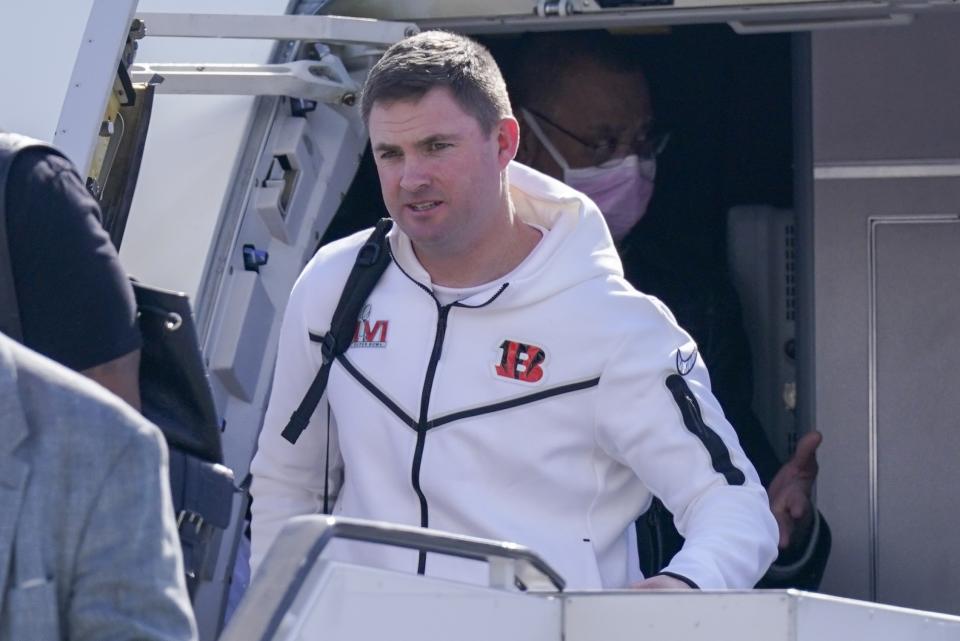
[389,161,624,309]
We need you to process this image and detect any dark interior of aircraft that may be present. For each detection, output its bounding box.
[321,25,793,283]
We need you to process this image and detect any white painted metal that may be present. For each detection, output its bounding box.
[0,1,99,145]
[53,0,139,175]
[119,0,293,302]
[326,0,919,21]
[566,591,793,641]
[254,117,317,244]
[129,59,359,103]
[198,100,370,620]
[208,273,275,401]
[221,516,563,641]
[233,562,562,641]
[322,0,956,34]
[0,0,136,169]
[136,12,415,43]
[795,594,960,641]
[227,522,960,641]
[564,590,960,641]
[222,518,960,641]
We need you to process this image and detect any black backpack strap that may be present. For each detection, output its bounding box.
[281,218,394,444]
[0,132,67,342]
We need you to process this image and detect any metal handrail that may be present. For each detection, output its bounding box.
[260,515,565,640]
[298,515,564,590]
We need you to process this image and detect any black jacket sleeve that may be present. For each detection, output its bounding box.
[5,148,140,371]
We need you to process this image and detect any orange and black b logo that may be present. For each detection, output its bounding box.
[495,340,546,383]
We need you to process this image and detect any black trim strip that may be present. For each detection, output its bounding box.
[335,354,418,430]
[451,283,509,308]
[388,244,435,298]
[319,337,601,433]
[665,375,746,486]
[413,303,452,574]
[390,243,510,309]
[427,377,601,430]
[656,572,701,590]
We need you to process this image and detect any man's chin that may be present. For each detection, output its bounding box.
[393,214,448,243]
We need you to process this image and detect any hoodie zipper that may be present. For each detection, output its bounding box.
[388,246,510,575]
[412,301,451,574]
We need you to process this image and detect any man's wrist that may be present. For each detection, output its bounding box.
[769,509,821,576]
[654,572,700,590]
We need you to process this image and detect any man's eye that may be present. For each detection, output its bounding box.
[428,142,451,152]
[379,150,401,160]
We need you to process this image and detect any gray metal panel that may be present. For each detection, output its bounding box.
[873,219,960,614]
[811,178,873,603]
[727,206,798,461]
[811,11,960,612]
[811,177,960,608]
[793,32,817,460]
[812,12,960,163]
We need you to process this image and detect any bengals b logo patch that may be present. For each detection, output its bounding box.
[495,340,546,384]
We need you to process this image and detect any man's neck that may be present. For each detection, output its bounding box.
[415,216,542,289]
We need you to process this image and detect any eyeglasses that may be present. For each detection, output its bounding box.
[523,106,670,166]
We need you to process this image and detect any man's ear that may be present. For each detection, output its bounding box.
[515,113,538,165]
[495,116,521,169]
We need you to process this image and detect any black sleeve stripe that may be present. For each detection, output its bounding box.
[665,374,746,486]
[656,572,701,590]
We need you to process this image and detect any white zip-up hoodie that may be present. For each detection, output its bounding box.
[251,161,778,590]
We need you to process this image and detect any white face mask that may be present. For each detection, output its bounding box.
[522,108,656,243]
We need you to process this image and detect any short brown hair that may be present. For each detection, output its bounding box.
[361,31,513,135]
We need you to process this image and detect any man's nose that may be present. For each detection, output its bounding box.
[607,144,631,164]
[399,157,431,193]
[613,139,639,160]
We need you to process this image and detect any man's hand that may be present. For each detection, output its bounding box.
[767,431,822,552]
[631,575,693,590]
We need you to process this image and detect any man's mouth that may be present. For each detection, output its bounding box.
[406,200,443,212]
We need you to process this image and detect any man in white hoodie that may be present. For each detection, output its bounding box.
[250,30,778,591]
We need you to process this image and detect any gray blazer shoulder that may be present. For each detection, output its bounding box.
[0,335,197,641]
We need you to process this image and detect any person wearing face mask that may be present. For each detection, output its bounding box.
[508,30,831,590]
[518,105,659,243]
